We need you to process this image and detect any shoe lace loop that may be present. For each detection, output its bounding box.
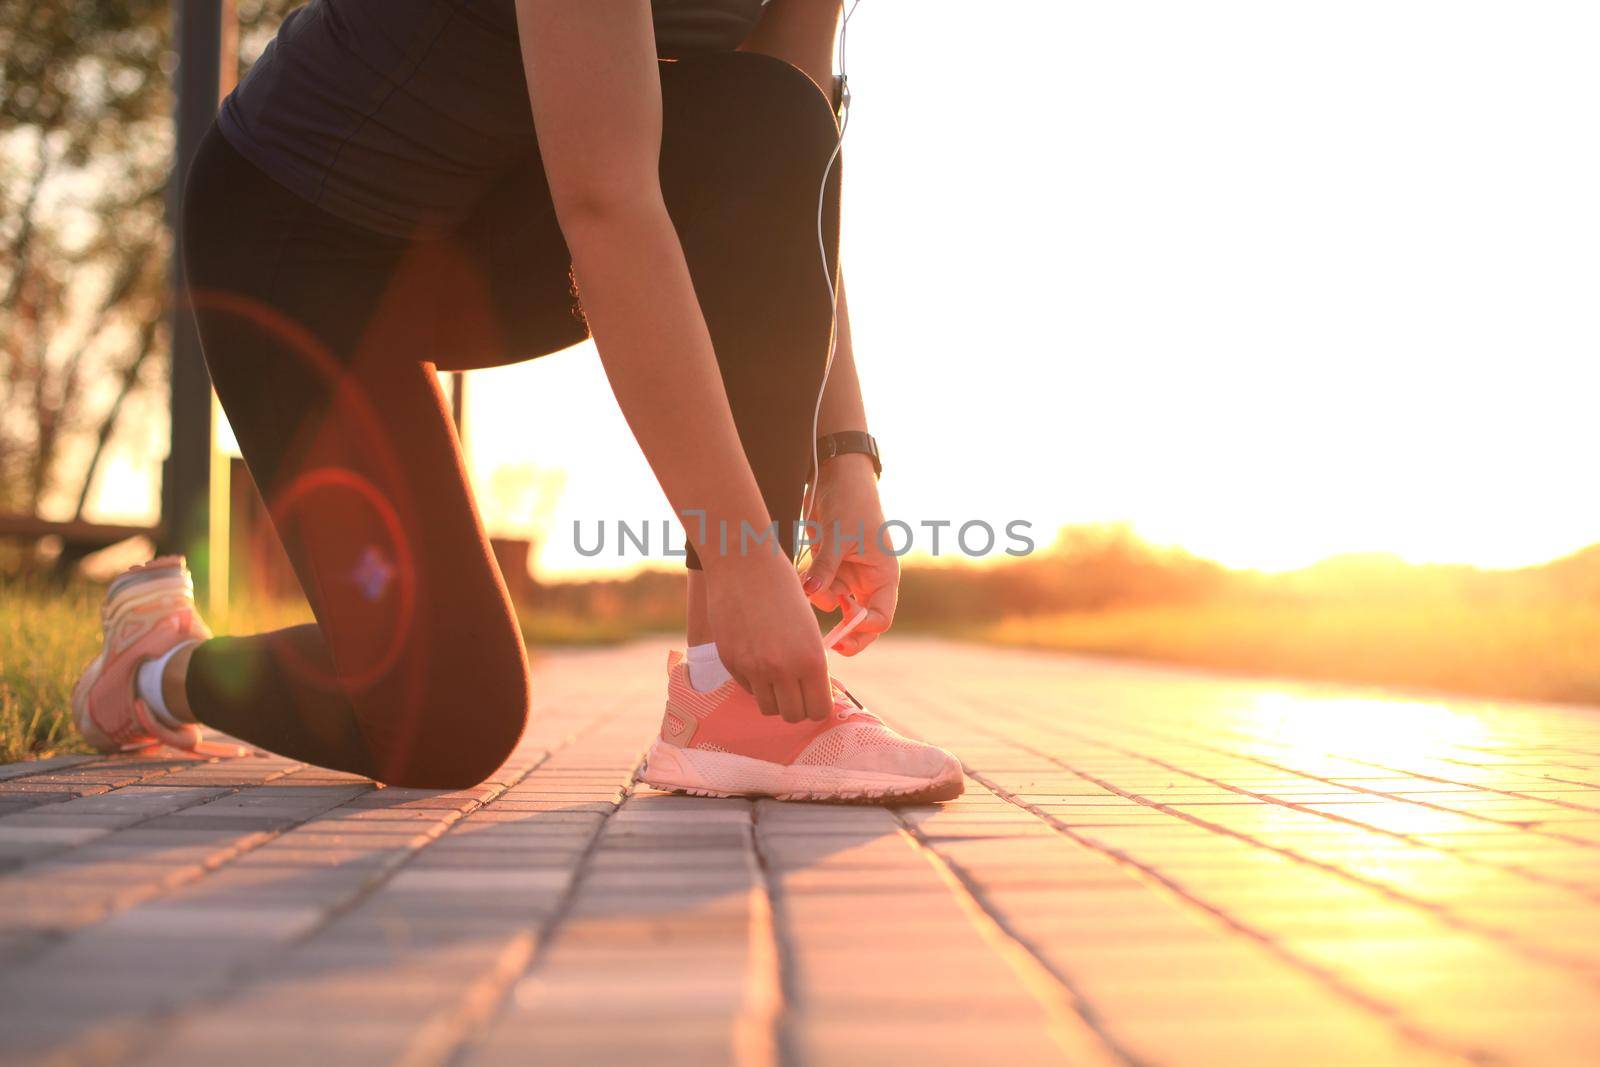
[830,682,877,722]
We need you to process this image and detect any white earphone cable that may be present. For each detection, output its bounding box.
[799,0,858,567]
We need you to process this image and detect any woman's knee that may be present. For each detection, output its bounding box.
[373,644,531,790]
[379,712,526,790]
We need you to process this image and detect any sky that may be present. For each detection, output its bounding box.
[100,1,1600,579]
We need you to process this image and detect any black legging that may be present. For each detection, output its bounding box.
[182,53,841,788]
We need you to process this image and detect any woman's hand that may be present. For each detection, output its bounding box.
[704,553,832,723]
[801,454,898,655]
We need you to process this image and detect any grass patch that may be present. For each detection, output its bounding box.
[0,581,102,762]
[982,598,1600,707]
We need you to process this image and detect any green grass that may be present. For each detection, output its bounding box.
[1,581,102,762]
[981,598,1600,708]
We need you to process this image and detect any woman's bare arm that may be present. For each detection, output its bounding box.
[517,1,767,562]
[514,0,831,721]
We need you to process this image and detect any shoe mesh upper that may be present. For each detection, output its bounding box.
[794,721,933,766]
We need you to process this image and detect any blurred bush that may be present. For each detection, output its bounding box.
[894,523,1238,625]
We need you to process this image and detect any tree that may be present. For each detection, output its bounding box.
[0,0,293,556]
[1,2,172,524]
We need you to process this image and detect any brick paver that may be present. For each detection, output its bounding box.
[2,639,1598,1065]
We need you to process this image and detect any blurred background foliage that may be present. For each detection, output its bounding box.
[0,0,291,533]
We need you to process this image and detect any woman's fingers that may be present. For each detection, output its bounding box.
[800,662,833,722]
[751,678,782,718]
[804,572,841,610]
[832,585,895,656]
[747,654,830,723]
[772,676,807,723]
[802,542,843,610]
[755,678,829,722]
[831,610,883,655]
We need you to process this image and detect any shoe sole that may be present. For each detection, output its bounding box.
[639,740,964,805]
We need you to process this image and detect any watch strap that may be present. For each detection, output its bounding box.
[816,431,881,477]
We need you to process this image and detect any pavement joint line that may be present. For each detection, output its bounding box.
[745,805,792,1067]
[422,745,647,1067]
[0,755,97,781]
[870,703,1145,1062]
[1340,757,1600,817]
[890,807,1140,1067]
[336,708,645,1067]
[1484,761,1600,782]
[398,930,540,1067]
[1442,754,1600,781]
[1509,770,1600,793]
[958,708,1600,988]
[960,766,1490,1067]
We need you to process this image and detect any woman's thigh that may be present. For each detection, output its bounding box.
[183,127,529,784]
[421,155,590,372]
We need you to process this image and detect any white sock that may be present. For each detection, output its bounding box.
[136,640,199,728]
[686,641,733,692]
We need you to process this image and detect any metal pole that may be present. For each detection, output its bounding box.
[160,0,233,599]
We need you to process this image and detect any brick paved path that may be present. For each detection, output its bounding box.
[3,639,1599,1066]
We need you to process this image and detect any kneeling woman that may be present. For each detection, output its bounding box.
[72,0,961,803]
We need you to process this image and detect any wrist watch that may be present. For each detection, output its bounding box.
[815,430,881,478]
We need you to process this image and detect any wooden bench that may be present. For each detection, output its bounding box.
[0,514,159,575]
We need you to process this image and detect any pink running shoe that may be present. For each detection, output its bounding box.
[639,651,964,804]
[71,556,242,757]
